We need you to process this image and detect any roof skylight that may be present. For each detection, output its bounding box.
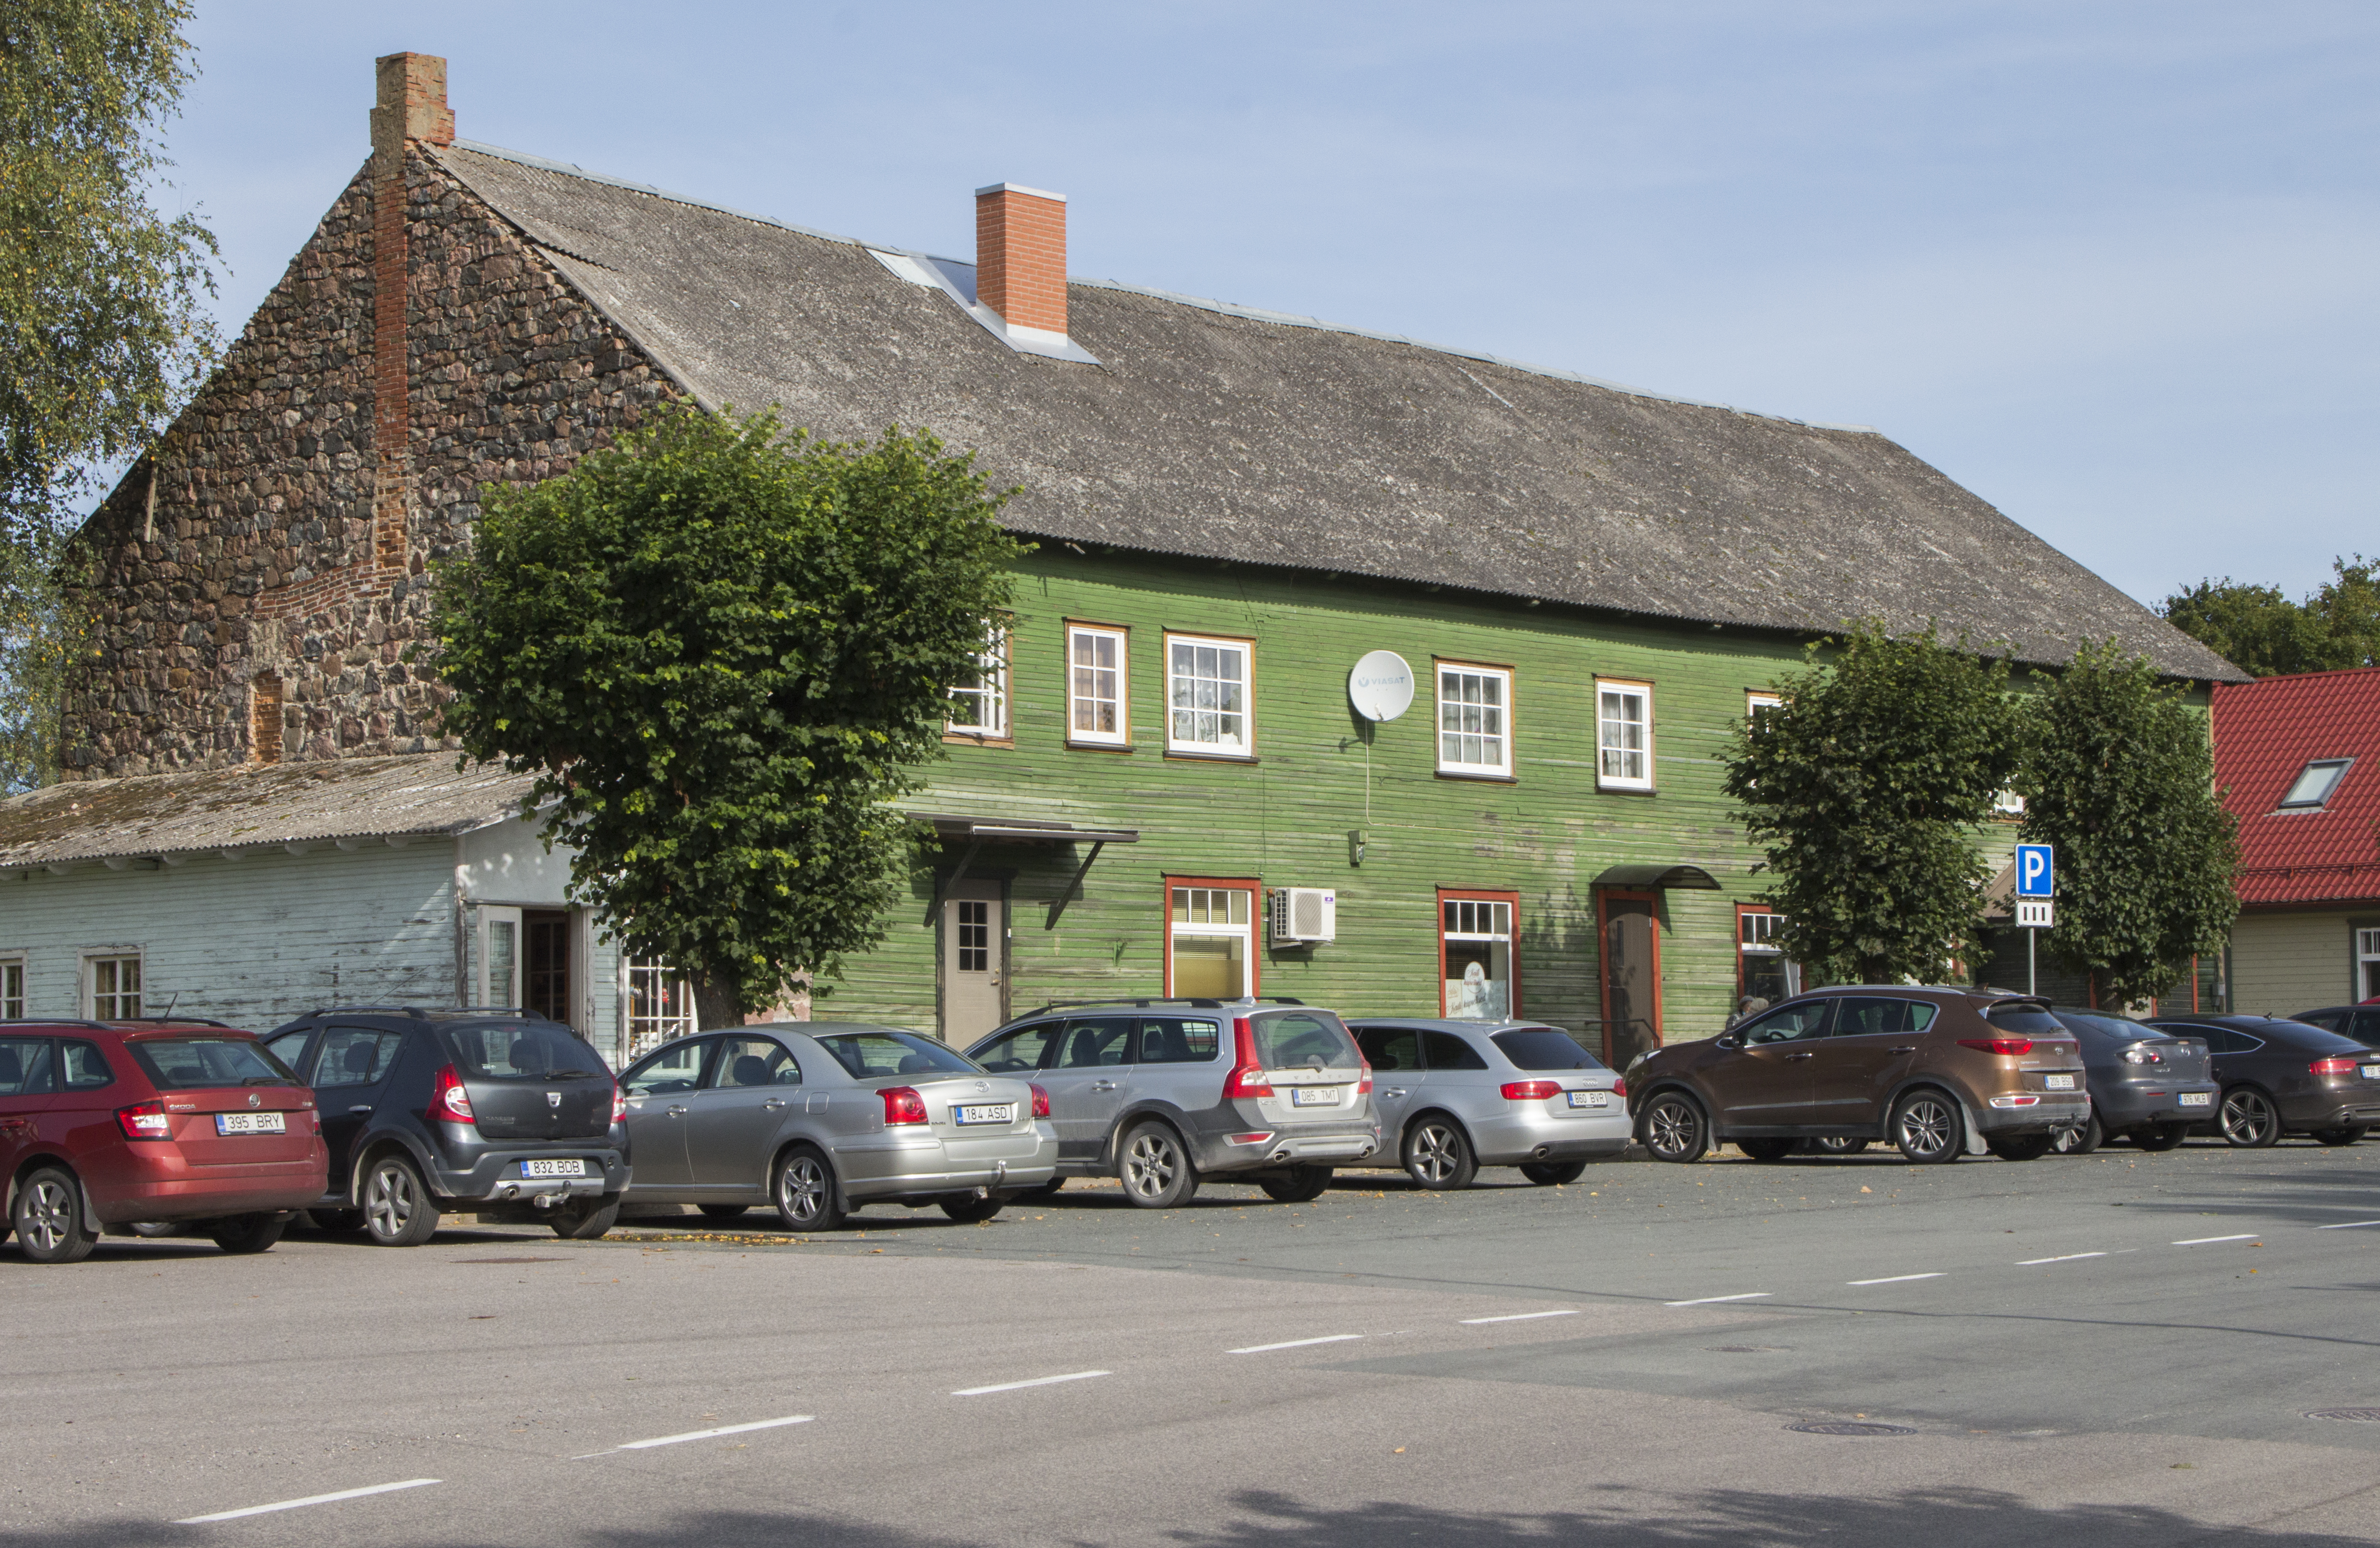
[2278,758,2353,810]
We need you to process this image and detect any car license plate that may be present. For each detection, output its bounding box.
[521,1158,587,1177]
[1290,1087,1340,1107]
[2044,1074,2075,1091]
[954,1103,1015,1126]
[1566,1090,1610,1109]
[214,1111,285,1136]
[2363,1066,2380,1081]
[2180,1091,2212,1106]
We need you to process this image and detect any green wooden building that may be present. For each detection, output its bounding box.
[27,55,2242,1065]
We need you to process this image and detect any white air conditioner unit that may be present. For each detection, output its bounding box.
[1269,886,1337,945]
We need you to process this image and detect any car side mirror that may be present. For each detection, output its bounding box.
[1715,1032,1744,1051]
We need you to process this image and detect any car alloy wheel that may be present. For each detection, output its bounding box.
[774,1148,843,1231]
[2219,1088,2281,1148]
[2052,1108,2103,1155]
[1405,1119,1477,1191]
[363,1156,439,1246]
[1641,1093,1708,1163]
[1119,1121,1198,1208]
[1889,1090,1963,1163]
[13,1167,98,1264]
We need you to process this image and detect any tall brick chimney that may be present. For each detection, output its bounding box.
[367,53,452,580]
[369,52,454,176]
[974,183,1068,336]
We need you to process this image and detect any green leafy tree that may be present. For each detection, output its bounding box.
[1,0,219,548]
[2161,555,2380,677]
[426,408,1024,1026]
[0,543,90,791]
[1726,623,2022,987]
[2017,640,2239,1007]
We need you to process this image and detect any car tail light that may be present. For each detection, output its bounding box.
[1029,1083,1051,1120]
[1611,1077,1628,1099]
[880,1086,929,1125]
[1224,1131,1276,1146]
[429,1064,476,1125]
[1357,1062,1373,1096]
[115,1099,173,1141]
[2312,1057,2360,1076]
[2120,1046,2165,1065]
[1223,1017,1272,1098]
[611,1082,627,1125]
[1958,1038,2034,1056]
[1502,1080,1562,1101]
[1988,1094,2042,1108]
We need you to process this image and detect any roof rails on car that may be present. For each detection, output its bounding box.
[296,1006,550,1020]
[1014,996,1307,1017]
[122,1016,236,1028]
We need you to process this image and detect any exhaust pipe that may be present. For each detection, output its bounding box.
[1531,1145,1551,1160]
[1272,1147,1293,1161]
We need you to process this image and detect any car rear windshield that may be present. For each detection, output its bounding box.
[813,1031,979,1079]
[128,1037,299,1090]
[1491,1028,1607,1071]
[2055,1012,2172,1041]
[1251,1010,1360,1071]
[1980,1004,2066,1036]
[441,1023,611,1081]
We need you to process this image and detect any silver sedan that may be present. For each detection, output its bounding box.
[616,1023,1057,1229]
[1346,1019,1630,1188]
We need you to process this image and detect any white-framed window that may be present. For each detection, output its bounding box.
[1436,663,1512,777]
[1441,894,1515,1020]
[87,954,141,1020]
[1168,882,1254,998]
[1067,623,1128,747]
[947,625,1010,740]
[624,957,697,1062]
[2359,927,2380,1002]
[1166,634,1253,756]
[1737,908,1795,1005]
[1746,691,1781,724]
[0,958,22,1020]
[1992,789,2026,817]
[1597,680,1652,789]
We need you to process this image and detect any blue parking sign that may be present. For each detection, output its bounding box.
[2016,843,2054,898]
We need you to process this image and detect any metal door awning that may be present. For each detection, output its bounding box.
[913,814,1141,924]
[1593,862,1722,891]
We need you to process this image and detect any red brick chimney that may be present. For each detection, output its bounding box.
[370,52,454,176]
[974,183,1068,336]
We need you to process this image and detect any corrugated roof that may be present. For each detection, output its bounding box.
[2212,667,2380,907]
[429,141,2243,683]
[0,754,537,870]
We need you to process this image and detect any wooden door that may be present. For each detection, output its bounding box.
[941,879,1007,1045]
[1603,896,1660,1069]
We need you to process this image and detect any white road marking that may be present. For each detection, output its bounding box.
[952,1370,1112,1396]
[2172,1235,2261,1246]
[2017,1252,2107,1265]
[1460,1310,1583,1325]
[1664,1293,1772,1307]
[1846,1273,1945,1286]
[175,1479,440,1524]
[1228,1334,1365,1353]
[2315,1220,2380,1230]
[616,1415,815,1450]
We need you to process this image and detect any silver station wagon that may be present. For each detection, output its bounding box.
[1347,1019,1630,1189]
[964,999,1380,1208]
[616,1023,1056,1230]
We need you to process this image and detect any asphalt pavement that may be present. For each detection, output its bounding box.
[7,1135,2379,1547]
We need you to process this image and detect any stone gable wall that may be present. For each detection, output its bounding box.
[62,147,678,778]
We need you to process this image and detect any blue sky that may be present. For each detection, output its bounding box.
[162,1,2377,608]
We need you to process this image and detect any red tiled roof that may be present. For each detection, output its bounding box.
[2212,666,2380,907]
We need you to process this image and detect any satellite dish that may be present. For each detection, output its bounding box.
[1347,650,1415,722]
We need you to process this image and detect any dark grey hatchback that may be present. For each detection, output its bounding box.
[263,1009,628,1243]
[2046,1011,2217,1154]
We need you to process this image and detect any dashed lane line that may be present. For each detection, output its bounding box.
[175,1479,440,1525]
[1228,1335,1365,1354]
[1664,1293,1772,1307]
[953,1370,1112,1396]
[1846,1273,1945,1286]
[2018,1252,2107,1265]
[615,1416,815,1451]
[1460,1310,1583,1325]
[2172,1235,2262,1246]
[2315,1221,2380,1230]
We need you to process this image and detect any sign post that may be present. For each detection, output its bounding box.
[2014,843,2055,996]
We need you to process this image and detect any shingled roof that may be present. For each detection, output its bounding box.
[428,141,2240,684]
[2213,667,2380,907]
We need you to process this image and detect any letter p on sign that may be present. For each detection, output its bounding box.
[2016,843,2053,898]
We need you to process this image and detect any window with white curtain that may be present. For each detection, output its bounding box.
[1436,664,1512,777]
[1597,680,1652,789]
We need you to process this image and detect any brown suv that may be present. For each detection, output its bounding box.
[1628,988,2089,1164]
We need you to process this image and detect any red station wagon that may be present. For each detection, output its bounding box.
[1,1020,327,1263]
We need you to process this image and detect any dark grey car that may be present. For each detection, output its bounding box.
[2293,1005,2380,1053]
[2046,1010,2216,1154]
[2146,1013,2380,1146]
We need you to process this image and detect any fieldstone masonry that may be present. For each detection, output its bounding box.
[62,54,677,778]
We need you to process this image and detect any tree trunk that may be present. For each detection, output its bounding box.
[691,971,743,1032]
